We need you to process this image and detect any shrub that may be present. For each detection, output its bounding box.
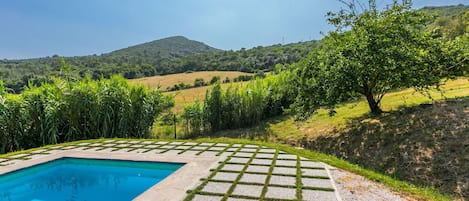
[0,75,173,154]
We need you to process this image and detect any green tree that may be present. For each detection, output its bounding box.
[294,0,461,117]
[194,78,206,87]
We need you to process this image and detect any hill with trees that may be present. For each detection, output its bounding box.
[0,5,466,94]
[0,37,320,93]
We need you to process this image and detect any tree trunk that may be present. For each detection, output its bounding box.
[364,91,383,115]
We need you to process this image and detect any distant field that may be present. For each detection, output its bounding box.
[128,71,251,90]
[165,81,248,113]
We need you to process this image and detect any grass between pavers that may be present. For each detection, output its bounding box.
[0,138,453,201]
[191,138,454,201]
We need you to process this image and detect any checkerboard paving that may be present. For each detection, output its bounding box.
[0,139,340,201]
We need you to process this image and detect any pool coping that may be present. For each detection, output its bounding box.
[0,150,221,201]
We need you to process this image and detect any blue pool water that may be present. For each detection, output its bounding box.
[0,157,183,201]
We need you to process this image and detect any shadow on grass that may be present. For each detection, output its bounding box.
[185,115,293,142]
[303,98,469,200]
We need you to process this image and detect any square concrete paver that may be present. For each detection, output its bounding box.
[141,141,153,144]
[8,154,30,159]
[212,172,239,181]
[226,148,239,152]
[265,186,297,200]
[202,182,232,194]
[96,148,116,152]
[77,142,90,146]
[245,165,270,173]
[155,141,169,145]
[88,143,102,147]
[0,158,8,163]
[163,150,181,155]
[209,147,225,151]
[130,144,144,148]
[255,153,275,159]
[277,154,297,160]
[231,144,243,147]
[180,150,199,156]
[144,145,159,149]
[269,175,296,186]
[190,146,207,151]
[215,143,229,147]
[276,160,297,167]
[103,140,115,143]
[169,142,184,145]
[175,145,192,150]
[128,140,140,144]
[250,159,272,165]
[302,190,337,201]
[102,143,116,147]
[273,167,297,175]
[115,144,130,148]
[192,194,223,201]
[301,161,325,168]
[302,178,333,189]
[239,173,267,184]
[31,149,47,154]
[301,169,329,177]
[228,157,250,164]
[199,151,218,157]
[227,198,257,201]
[222,164,244,172]
[232,184,263,198]
[0,159,23,166]
[238,148,256,153]
[145,149,165,154]
[199,143,215,146]
[129,148,149,153]
[234,152,254,157]
[258,149,276,153]
[244,145,258,148]
[160,145,175,149]
[184,142,198,146]
[112,148,132,153]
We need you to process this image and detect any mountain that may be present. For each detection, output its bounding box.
[107,36,220,59]
[0,5,467,93]
[0,36,320,93]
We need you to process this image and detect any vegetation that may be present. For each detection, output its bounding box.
[129,71,252,90]
[0,76,173,154]
[181,69,295,136]
[293,1,466,118]
[0,138,454,200]
[0,38,320,93]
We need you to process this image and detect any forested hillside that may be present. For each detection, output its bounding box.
[0,5,466,93]
[0,38,319,93]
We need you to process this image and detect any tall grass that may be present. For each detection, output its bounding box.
[182,70,295,135]
[0,76,173,154]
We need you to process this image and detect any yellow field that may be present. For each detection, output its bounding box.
[128,71,251,90]
[164,81,248,113]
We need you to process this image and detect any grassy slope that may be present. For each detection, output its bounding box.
[214,78,469,143]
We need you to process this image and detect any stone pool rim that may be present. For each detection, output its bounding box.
[0,150,220,201]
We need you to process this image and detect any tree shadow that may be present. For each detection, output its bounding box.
[303,98,469,199]
[206,115,292,142]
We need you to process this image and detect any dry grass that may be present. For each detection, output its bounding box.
[128,71,251,90]
[164,81,249,113]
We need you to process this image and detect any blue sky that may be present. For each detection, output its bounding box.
[0,0,466,59]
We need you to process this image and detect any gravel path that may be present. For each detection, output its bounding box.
[328,166,416,201]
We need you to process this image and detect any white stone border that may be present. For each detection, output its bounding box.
[0,150,221,201]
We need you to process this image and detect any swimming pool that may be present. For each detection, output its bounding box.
[0,157,183,201]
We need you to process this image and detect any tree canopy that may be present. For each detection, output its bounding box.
[293,0,466,117]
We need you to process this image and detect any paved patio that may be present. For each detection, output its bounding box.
[0,139,341,201]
